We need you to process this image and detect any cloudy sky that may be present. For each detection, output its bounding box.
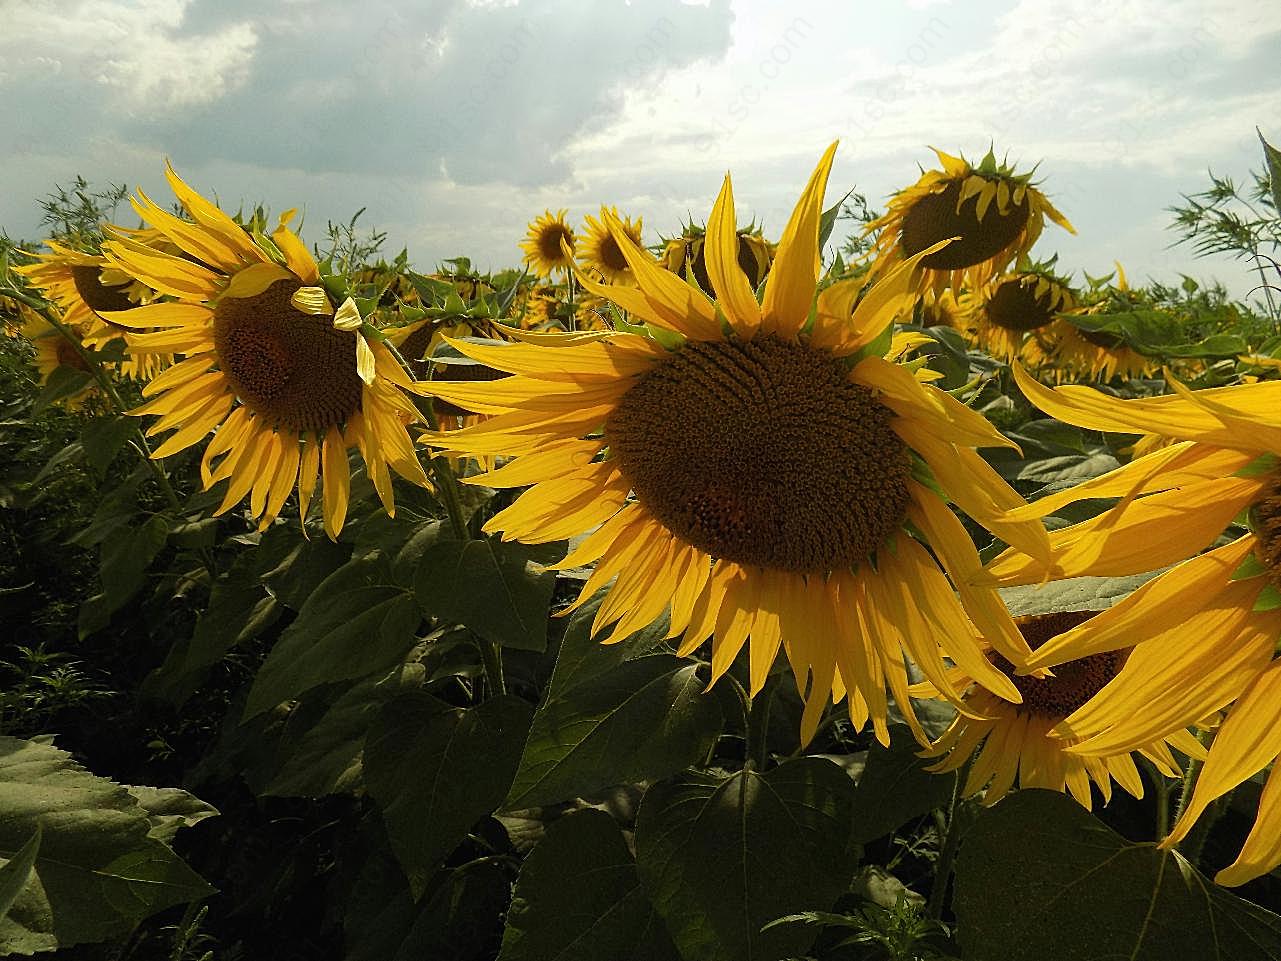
[2,0,1278,298]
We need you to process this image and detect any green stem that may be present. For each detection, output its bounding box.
[564,269,576,333]
[744,676,778,771]
[1139,756,1172,840]
[384,339,505,696]
[927,772,963,921]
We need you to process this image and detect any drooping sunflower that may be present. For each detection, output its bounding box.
[520,210,576,278]
[961,263,1075,364]
[98,163,431,538]
[915,288,965,331]
[917,608,1202,809]
[14,240,169,379]
[578,208,644,285]
[659,221,775,297]
[865,148,1074,295]
[417,144,1053,746]
[20,307,98,408]
[985,366,1281,885]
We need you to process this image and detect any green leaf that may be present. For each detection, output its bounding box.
[818,189,854,252]
[954,790,1281,961]
[499,810,678,961]
[79,416,136,477]
[124,787,219,846]
[365,692,533,898]
[414,535,562,651]
[244,555,421,718]
[849,724,955,844]
[634,757,858,961]
[32,366,95,413]
[997,571,1162,618]
[0,737,213,954]
[0,828,40,924]
[78,514,172,638]
[505,597,722,809]
[143,551,283,706]
[1158,333,1249,359]
[264,674,392,797]
[259,532,353,610]
[1259,128,1281,216]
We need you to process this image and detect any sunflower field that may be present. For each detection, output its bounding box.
[2,133,1281,961]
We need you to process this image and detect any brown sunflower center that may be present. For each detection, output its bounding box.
[538,225,573,263]
[598,235,629,273]
[989,610,1123,718]
[985,277,1059,332]
[70,264,135,320]
[898,177,1030,271]
[1251,474,1281,584]
[606,335,911,573]
[55,337,91,372]
[213,278,364,434]
[398,321,507,418]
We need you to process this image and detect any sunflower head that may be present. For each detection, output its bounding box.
[520,210,576,277]
[658,220,775,297]
[417,143,1056,748]
[20,307,98,408]
[866,147,1075,294]
[962,258,1076,363]
[921,608,1200,809]
[578,208,644,285]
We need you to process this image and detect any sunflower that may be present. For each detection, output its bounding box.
[659,221,775,297]
[1,295,22,337]
[865,148,1074,295]
[386,317,506,419]
[20,307,98,408]
[14,240,168,379]
[578,208,644,285]
[98,162,431,538]
[984,366,1281,885]
[416,144,1052,747]
[961,264,1075,364]
[918,608,1203,809]
[520,210,576,278]
[915,288,965,331]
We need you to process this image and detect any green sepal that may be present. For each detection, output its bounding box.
[1236,453,1279,478]
[1231,551,1268,581]
[1254,583,1281,611]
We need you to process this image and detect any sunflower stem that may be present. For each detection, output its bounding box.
[1172,728,1213,829]
[744,676,778,771]
[383,338,506,697]
[564,269,576,333]
[1139,756,1172,840]
[926,772,963,921]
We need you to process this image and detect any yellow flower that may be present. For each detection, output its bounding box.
[1022,319,1156,384]
[960,266,1076,364]
[865,148,1074,295]
[916,288,965,331]
[99,163,431,538]
[578,208,643,285]
[919,609,1202,809]
[417,144,1051,746]
[20,307,98,408]
[520,210,576,277]
[14,240,168,379]
[986,366,1281,885]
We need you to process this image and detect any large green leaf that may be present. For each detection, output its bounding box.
[243,554,421,719]
[954,790,1281,961]
[1261,128,1281,215]
[0,828,39,923]
[143,551,282,706]
[414,534,562,651]
[634,757,858,961]
[499,810,678,961]
[848,724,955,844]
[78,514,172,637]
[0,737,213,954]
[365,691,533,898]
[998,571,1161,617]
[505,598,722,809]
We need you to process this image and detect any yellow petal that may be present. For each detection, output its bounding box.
[761,142,837,339]
[705,174,763,335]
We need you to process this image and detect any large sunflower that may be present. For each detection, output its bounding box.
[417,145,1052,746]
[520,210,576,278]
[99,163,431,538]
[15,240,168,379]
[917,609,1202,809]
[961,263,1075,364]
[865,148,1074,295]
[985,366,1281,885]
[578,208,643,285]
